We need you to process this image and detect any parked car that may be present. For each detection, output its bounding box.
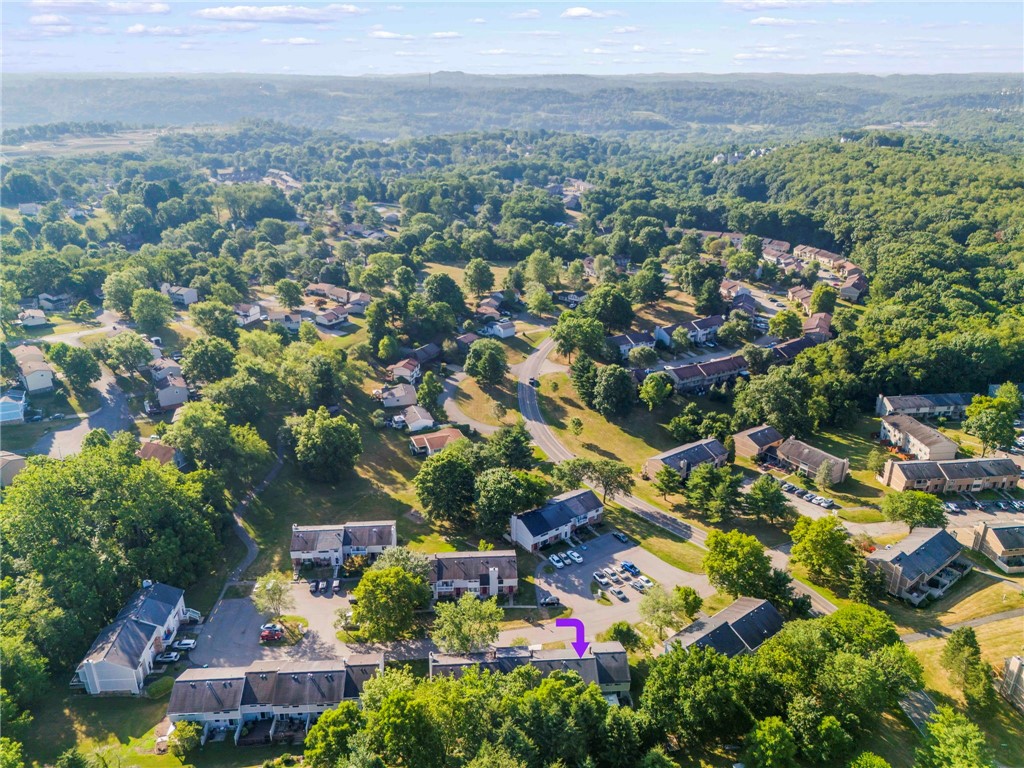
[630,580,646,593]
[638,575,654,588]
[308,580,318,594]
[567,550,583,564]
[260,623,283,633]
[529,378,540,387]
[620,561,640,576]
[332,579,342,593]
[558,553,573,568]
[318,579,329,593]
[612,531,630,544]
[170,351,183,361]
[155,651,180,664]
[49,413,66,420]
[549,554,565,570]
[605,568,622,584]
[260,629,283,642]
[610,588,627,601]
[593,571,610,587]
[171,638,197,652]
[540,596,561,607]
[27,414,42,422]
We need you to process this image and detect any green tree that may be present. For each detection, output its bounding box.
[628,345,659,369]
[275,278,304,310]
[48,342,100,392]
[639,585,681,639]
[525,283,554,315]
[581,284,634,331]
[104,330,152,374]
[417,370,443,413]
[102,268,146,315]
[365,691,443,768]
[592,364,635,417]
[587,459,635,502]
[671,325,694,353]
[251,571,296,618]
[569,354,598,407]
[287,407,363,481]
[369,547,433,583]
[165,401,232,469]
[305,702,365,768]
[866,447,889,475]
[814,459,836,490]
[414,449,477,526]
[377,334,399,363]
[768,310,802,340]
[180,336,235,384]
[299,321,320,344]
[733,365,814,439]
[524,249,560,288]
[668,401,702,443]
[189,300,239,344]
[474,467,547,537]
[915,706,994,768]
[431,593,503,653]
[463,258,495,296]
[68,300,94,323]
[849,754,891,768]
[651,464,682,499]
[745,474,795,523]
[352,567,431,641]
[964,394,1017,455]
[568,417,584,436]
[488,422,535,469]
[744,717,798,768]
[423,272,466,316]
[169,721,202,758]
[686,463,743,523]
[598,621,648,653]
[703,529,773,598]
[130,288,174,332]
[464,339,509,386]
[790,516,856,583]
[880,490,947,530]
[809,283,837,315]
[551,311,606,362]
[941,627,996,711]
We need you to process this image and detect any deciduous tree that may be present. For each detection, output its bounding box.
[880,490,947,530]
[130,288,174,332]
[465,339,509,386]
[413,449,477,526]
[352,567,431,641]
[252,572,296,618]
[180,336,235,384]
[286,406,363,480]
[431,593,503,653]
[592,364,635,417]
[305,702,365,768]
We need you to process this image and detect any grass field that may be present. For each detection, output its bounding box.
[452,376,520,427]
[633,289,698,330]
[0,313,95,341]
[881,571,1024,635]
[422,259,517,292]
[603,503,707,574]
[911,616,1024,766]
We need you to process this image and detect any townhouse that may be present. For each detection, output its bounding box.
[793,245,845,270]
[801,312,833,343]
[0,390,27,424]
[787,286,813,313]
[607,331,655,360]
[732,424,784,460]
[875,392,975,419]
[510,489,603,552]
[879,414,959,461]
[664,354,747,393]
[968,521,1024,574]
[664,598,784,657]
[428,550,518,600]
[878,457,1018,494]
[289,521,397,568]
[653,315,726,348]
[867,527,971,606]
[776,437,850,484]
[642,438,729,481]
[772,336,821,363]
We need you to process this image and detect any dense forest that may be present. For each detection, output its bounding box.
[2,73,1022,142]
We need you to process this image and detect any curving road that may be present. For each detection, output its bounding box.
[516,335,837,615]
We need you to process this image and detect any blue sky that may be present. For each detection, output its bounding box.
[3,1,1022,75]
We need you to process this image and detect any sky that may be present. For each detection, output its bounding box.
[3,1,1022,76]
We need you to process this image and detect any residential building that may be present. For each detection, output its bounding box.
[793,244,845,269]
[410,427,465,456]
[11,345,54,393]
[664,354,747,393]
[880,415,959,461]
[556,289,588,307]
[787,286,813,313]
[150,357,182,383]
[732,292,758,316]
[720,280,750,301]
[878,457,1019,494]
[772,336,821,362]
[304,282,337,298]
[653,323,683,349]
[761,237,791,253]
[314,306,348,328]
[267,311,301,333]
[154,374,189,410]
[412,343,441,365]
[233,303,263,326]
[643,438,729,481]
[387,358,421,383]
[429,642,630,699]
[401,405,434,433]
[377,383,417,409]
[73,582,194,695]
[482,320,516,339]
[836,260,863,277]
[733,424,784,460]
[167,657,384,745]
[510,489,603,552]
[840,274,869,302]
[161,284,199,306]
[689,314,726,343]
[1000,656,1024,714]
[38,292,71,311]
[0,451,27,486]
[867,527,971,606]
[137,439,187,470]
[428,550,518,600]
[607,331,655,360]
[969,521,1024,574]
[777,437,850,484]
[17,309,48,327]
[875,392,975,419]
[289,521,397,568]
[0,390,27,424]
[802,312,833,342]
[455,332,480,351]
[665,598,784,657]
[18,203,41,216]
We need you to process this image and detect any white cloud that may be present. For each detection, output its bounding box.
[678,47,707,54]
[478,48,515,55]
[750,15,818,25]
[128,21,255,35]
[611,25,640,33]
[127,23,186,35]
[28,1,170,13]
[823,47,865,55]
[725,0,820,10]
[194,4,366,23]
[393,50,430,57]
[30,13,72,24]
[368,28,414,39]
[583,47,612,54]
[631,44,647,52]
[469,17,486,24]
[509,8,541,19]
[527,30,562,38]
[386,4,403,10]
[429,31,461,39]
[261,36,318,45]
[560,7,622,19]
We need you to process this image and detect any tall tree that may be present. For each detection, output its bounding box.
[304,702,365,768]
[809,283,837,315]
[790,516,856,583]
[703,530,773,598]
[463,258,495,297]
[180,336,235,384]
[767,310,802,340]
[129,288,174,332]
[745,474,795,523]
[286,407,363,480]
[651,464,682,499]
[251,572,296,618]
[569,354,598,407]
[275,278,304,310]
[431,593,503,653]
[47,343,100,392]
[464,339,509,386]
[592,364,635,417]
[915,707,995,768]
[413,449,477,526]
[880,490,947,530]
[351,567,431,642]
[743,717,798,768]
[189,300,239,344]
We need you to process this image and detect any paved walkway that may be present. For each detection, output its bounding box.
[440,371,499,435]
[900,607,1024,643]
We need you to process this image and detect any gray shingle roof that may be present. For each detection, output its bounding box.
[290,522,396,553]
[882,393,974,412]
[733,424,783,449]
[431,550,518,584]
[82,583,183,667]
[430,642,629,689]
[516,489,602,538]
[881,414,958,449]
[666,597,784,657]
[868,527,963,581]
[778,437,843,474]
[986,522,1024,551]
[648,438,728,472]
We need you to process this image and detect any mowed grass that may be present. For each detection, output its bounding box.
[882,571,1024,635]
[423,259,516,291]
[604,503,706,574]
[911,616,1024,766]
[452,376,519,427]
[800,414,891,507]
[633,288,698,330]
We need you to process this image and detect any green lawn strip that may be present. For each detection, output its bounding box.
[910,616,1024,766]
[276,614,310,645]
[602,503,706,574]
[501,605,572,631]
[0,421,55,451]
[2,316,95,341]
[385,658,430,678]
[789,562,856,611]
[880,570,1024,635]
[804,414,893,506]
[519,328,551,348]
[958,549,1024,584]
[838,507,887,524]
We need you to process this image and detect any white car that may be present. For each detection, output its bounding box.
[548,554,564,570]
[593,571,610,587]
[171,638,197,651]
[155,651,180,664]
[638,575,654,588]
[567,550,583,564]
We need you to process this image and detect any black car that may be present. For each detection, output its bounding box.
[612,531,630,544]
[539,596,561,607]
[529,378,540,387]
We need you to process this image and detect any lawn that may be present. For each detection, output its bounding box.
[800,414,892,507]
[1,314,95,341]
[910,616,1024,766]
[882,570,1024,635]
[603,503,706,574]
[633,289,698,331]
[938,421,984,458]
[452,375,520,427]
[184,532,248,616]
[1,420,56,452]
[422,259,516,291]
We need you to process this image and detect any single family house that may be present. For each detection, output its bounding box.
[0,390,27,424]
[11,345,54,393]
[17,309,48,327]
[233,303,263,327]
[154,374,189,411]
[401,405,434,433]
[410,427,465,457]
[378,383,417,409]
[0,451,27,487]
[387,358,421,384]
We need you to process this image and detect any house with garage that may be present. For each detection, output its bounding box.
[154,374,189,411]
[733,424,784,460]
[11,345,54,393]
[840,274,869,303]
[0,390,27,424]
[161,284,199,307]
[607,331,655,360]
[787,286,813,313]
[968,521,1024,575]
[879,415,959,461]
[233,303,264,326]
[665,598,784,657]
[377,383,417,409]
[387,357,421,384]
[314,305,349,328]
[410,427,465,457]
[167,656,384,745]
[867,527,970,605]
[0,451,27,487]
[642,438,729,481]
[776,437,850,484]
[874,392,975,419]
[289,521,397,568]
[38,292,71,311]
[510,489,603,552]
[688,314,726,344]
[772,336,821,363]
[556,289,588,307]
[150,357,182,383]
[400,405,434,433]
[429,642,630,700]
[878,457,1019,494]
[267,311,302,333]
[428,550,518,600]
[17,309,48,327]
[73,582,195,695]
[719,280,750,301]
[481,320,516,339]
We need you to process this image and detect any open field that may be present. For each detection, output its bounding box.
[603,503,706,574]
[633,288,699,330]
[1,314,96,341]
[452,376,519,427]
[1,129,167,157]
[911,616,1024,766]
[882,570,1024,635]
[422,259,517,292]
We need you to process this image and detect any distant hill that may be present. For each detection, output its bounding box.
[2,72,1020,142]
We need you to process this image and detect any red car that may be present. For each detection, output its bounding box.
[260,629,284,642]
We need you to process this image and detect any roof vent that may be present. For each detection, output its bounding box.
[142,579,153,589]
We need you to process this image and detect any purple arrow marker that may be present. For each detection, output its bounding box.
[555,617,590,658]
